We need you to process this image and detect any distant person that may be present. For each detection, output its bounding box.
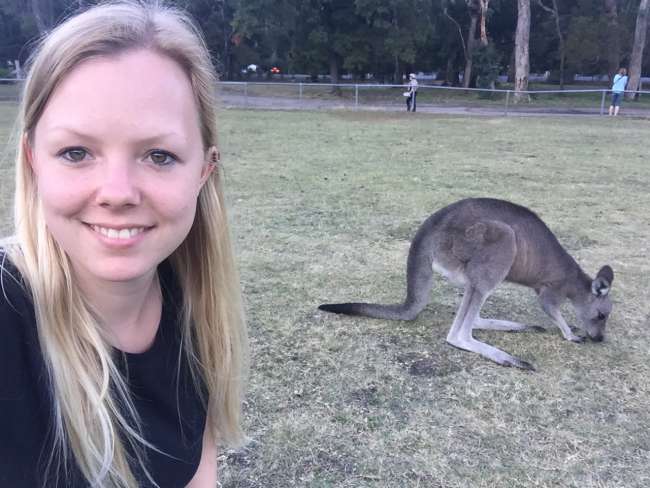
[0,1,247,487]
[406,73,418,112]
[609,67,628,116]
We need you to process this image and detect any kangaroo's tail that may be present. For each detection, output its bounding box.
[318,302,422,321]
[319,227,435,321]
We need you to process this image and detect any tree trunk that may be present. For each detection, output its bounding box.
[536,0,565,89]
[329,52,340,86]
[394,53,400,84]
[604,0,620,81]
[444,57,456,85]
[627,0,649,100]
[443,8,466,86]
[514,0,530,102]
[463,10,479,88]
[551,0,565,90]
[478,0,490,47]
[507,44,515,83]
[220,3,231,80]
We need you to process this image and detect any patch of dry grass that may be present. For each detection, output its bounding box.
[1,105,649,487]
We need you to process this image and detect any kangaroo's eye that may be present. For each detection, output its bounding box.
[597,311,606,321]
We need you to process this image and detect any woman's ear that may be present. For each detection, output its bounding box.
[22,133,34,169]
[200,146,219,185]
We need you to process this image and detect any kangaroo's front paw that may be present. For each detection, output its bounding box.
[566,333,586,343]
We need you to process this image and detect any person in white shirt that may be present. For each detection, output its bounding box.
[406,73,418,112]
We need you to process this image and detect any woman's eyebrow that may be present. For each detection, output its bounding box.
[47,126,184,145]
[47,126,102,143]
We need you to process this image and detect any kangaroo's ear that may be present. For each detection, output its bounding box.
[591,265,614,296]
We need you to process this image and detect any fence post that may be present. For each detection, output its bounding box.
[299,82,303,101]
[600,90,606,116]
[355,84,359,109]
[505,90,510,116]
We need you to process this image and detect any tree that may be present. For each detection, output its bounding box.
[439,0,469,85]
[462,0,480,87]
[30,0,56,34]
[514,0,530,101]
[182,0,239,79]
[604,0,620,80]
[356,0,436,83]
[478,0,490,46]
[537,0,566,89]
[627,0,649,99]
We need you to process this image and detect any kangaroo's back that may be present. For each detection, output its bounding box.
[422,198,579,288]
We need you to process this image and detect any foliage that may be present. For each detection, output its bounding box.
[472,43,501,94]
[0,0,648,81]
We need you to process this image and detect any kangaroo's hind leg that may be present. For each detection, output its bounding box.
[473,318,546,333]
[445,221,535,370]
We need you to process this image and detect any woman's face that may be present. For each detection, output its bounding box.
[28,49,214,285]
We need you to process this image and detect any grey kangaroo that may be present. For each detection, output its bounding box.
[319,198,614,370]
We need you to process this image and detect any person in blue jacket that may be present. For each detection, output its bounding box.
[609,67,628,116]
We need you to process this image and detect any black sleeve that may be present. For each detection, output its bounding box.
[0,258,35,401]
[0,256,57,487]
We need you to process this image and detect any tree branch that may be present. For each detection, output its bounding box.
[444,7,467,59]
[535,0,554,14]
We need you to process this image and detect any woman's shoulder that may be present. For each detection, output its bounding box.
[0,248,35,335]
[0,248,43,399]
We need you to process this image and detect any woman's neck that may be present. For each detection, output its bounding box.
[74,266,163,353]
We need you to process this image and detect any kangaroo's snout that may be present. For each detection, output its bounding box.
[589,333,604,343]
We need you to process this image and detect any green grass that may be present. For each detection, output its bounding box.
[2,106,649,487]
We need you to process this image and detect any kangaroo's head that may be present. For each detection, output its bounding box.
[574,265,614,342]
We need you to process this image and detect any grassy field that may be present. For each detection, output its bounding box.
[1,105,650,487]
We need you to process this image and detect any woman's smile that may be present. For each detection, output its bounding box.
[84,222,153,247]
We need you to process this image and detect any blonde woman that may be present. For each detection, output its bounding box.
[0,1,247,487]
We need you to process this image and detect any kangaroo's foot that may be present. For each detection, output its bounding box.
[447,336,535,370]
[473,317,546,333]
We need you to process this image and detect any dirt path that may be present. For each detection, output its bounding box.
[218,93,650,118]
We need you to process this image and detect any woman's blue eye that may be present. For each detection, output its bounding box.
[60,148,88,162]
[148,150,177,166]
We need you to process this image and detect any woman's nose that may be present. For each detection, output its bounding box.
[95,161,141,208]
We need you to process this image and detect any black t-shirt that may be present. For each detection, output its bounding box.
[0,253,207,487]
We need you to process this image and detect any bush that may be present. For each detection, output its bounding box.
[472,45,501,98]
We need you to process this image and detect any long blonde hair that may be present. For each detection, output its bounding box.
[7,1,247,486]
